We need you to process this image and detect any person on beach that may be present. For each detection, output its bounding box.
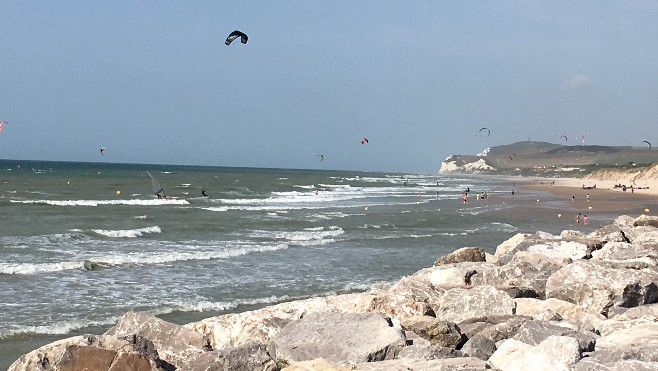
[576,212,581,223]
[587,194,590,202]
[476,193,480,201]
[571,195,575,202]
[461,192,467,204]
[511,189,515,195]
[584,215,589,225]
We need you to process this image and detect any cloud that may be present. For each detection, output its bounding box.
[565,73,592,89]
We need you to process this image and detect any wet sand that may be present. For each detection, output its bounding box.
[514,176,658,228]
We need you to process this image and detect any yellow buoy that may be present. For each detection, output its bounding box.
[588,206,592,210]
[116,190,121,195]
[67,181,70,185]
[557,213,561,218]
[646,208,650,213]
[365,207,368,211]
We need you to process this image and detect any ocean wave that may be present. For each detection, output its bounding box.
[91,226,162,238]
[0,242,293,275]
[0,261,85,274]
[250,226,344,244]
[12,199,190,206]
[0,317,120,340]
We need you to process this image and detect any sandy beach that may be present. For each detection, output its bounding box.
[516,174,658,227]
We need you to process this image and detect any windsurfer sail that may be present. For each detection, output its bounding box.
[145,170,169,199]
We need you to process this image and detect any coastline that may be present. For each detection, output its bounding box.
[10,211,658,370]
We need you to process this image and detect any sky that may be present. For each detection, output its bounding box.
[1,1,658,174]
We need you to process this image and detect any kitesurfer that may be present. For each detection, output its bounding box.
[202,189,210,198]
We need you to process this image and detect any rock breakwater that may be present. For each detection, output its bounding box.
[9,215,658,370]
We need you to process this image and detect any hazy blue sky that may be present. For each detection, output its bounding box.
[1,1,657,173]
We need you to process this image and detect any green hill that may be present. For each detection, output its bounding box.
[441,141,658,176]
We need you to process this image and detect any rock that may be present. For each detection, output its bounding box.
[459,335,496,360]
[590,241,658,266]
[434,247,486,265]
[457,315,530,342]
[623,226,658,246]
[377,270,445,319]
[493,233,531,257]
[512,319,597,352]
[429,262,495,287]
[614,302,658,320]
[400,316,463,348]
[351,357,490,370]
[178,342,277,371]
[269,312,406,364]
[397,343,465,360]
[283,358,351,371]
[514,298,605,330]
[105,310,208,368]
[545,260,658,315]
[596,317,658,337]
[433,285,516,323]
[576,357,658,370]
[614,215,637,229]
[633,215,658,228]
[189,293,380,350]
[593,323,658,362]
[489,336,581,371]
[470,254,565,299]
[8,334,173,371]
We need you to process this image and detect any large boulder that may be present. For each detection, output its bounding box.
[470,253,565,299]
[591,241,658,266]
[613,303,658,320]
[351,357,489,370]
[512,320,597,352]
[593,323,658,362]
[489,336,581,371]
[545,260,658,315]
[269,312,406,364]
[633,215,658,228]
[576,357,658,370]
[433,285,516,323]
[8,334,173,371]
[429,262,495,287]
[459,335,497,360]
[434,247,486,265]
[457,315,530,343]
[399,316,463,348]
[514,298,605,330]
[188,293,380,350]
[178,342,277,371]
[105,310,209,367]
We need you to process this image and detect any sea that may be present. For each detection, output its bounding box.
[0,160,580,368]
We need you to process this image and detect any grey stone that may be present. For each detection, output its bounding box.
[269,312,406,364]
[105,310,209,368]
[400,316,463,348]
[460,335,496,360]
[433,285,516,323]
[434,247,486,266]
[178,342,278,371]
[512,320,597,352]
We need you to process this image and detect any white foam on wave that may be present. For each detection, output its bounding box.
[0,316,120,339]
[12,199,190,206]
[250,226,344,246]
[490,222,518,232]
[91,226,162,238]
[0,241,293,275]
[0,260,85,275]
